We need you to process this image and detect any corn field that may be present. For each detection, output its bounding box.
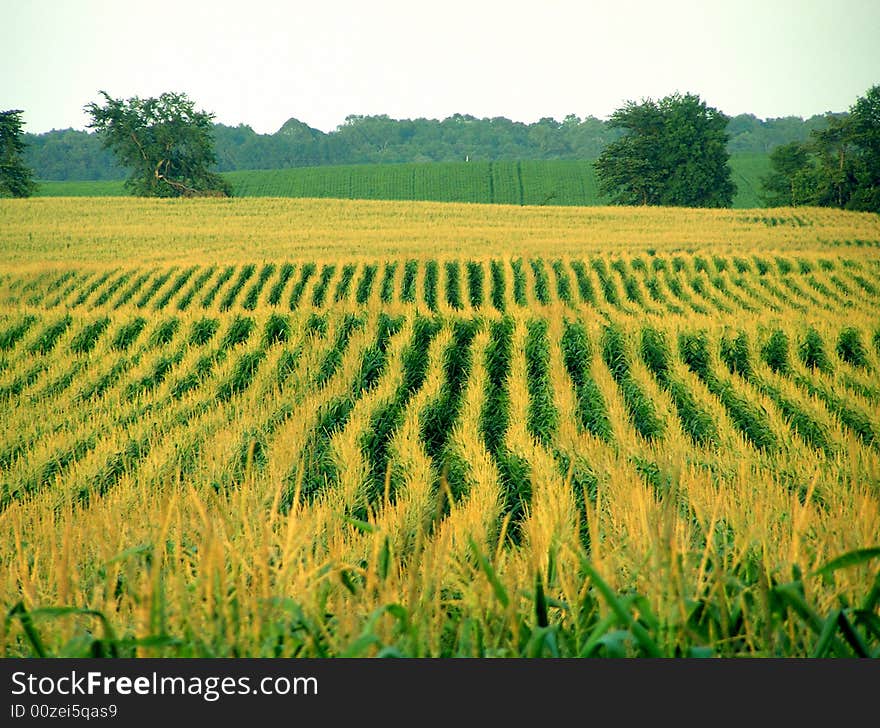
[1,198,879,657]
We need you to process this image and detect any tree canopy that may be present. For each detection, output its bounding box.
[23,112,834,182]
[0,109,36,198]
[595,93,734,207]
[761,85,880,212]
[84,91,231,197]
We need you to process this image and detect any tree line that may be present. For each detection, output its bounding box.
[761,86,880,212]
[3,86,878,211]
[22,109,831,181]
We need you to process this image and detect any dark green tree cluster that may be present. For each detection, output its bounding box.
[24,128,123,180]
[24,112,832,182]
[85,91,231,197]
[0,109,36,198]
[762,85,880,212]
[595,93,734,207]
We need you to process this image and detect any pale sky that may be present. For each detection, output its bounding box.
[2,0,879,135]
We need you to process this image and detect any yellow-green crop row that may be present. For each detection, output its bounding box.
[1,199,879,657]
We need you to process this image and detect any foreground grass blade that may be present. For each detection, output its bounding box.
[468,537,509,609]
[578,557,662,658]
[813,547,880,578]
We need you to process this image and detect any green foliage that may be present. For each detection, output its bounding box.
[311,265,336,307]
[333,264,356,303]
[355,264,378,304]
[480,317,514,454]
[680,331,777,452]
[289,263,316,309]
[761,85,880,212]
[359,316,441,511]
[400,260,417,303]
[570,261,596,305]
[529,259,550,305]
[798,327,831,373]
[588,259,616,307]
[25,109,833,185]
[420,319,478,477]
[510,259,527,306]
[136,270,175,309]
[761,142,817,206]
[602,324,664,441]
[761,329,790,374]
[794,375,875,446]
[36,156,772,208]
[199,267,233,308]
[70,317,110,355]
[561,320,612,441]
[263,313,290,347]
[466,262,483,308]
[595,93,734,207]
[423,261,438,312]
[218,315,254,351]
[489,260,506,312]
[719,330,752,379]
[837,327,869,369]
[242,264,275,310]
[93,271,133,307]
[188,317,219,347]
[154,267,195,309]
[0,315,37,351]
[147,318,179,348]
[216,350,265,402]
[524,319,557,447]
[444,262,462,310]
[219,265,255,311]
[551,260,573,306]
[379,263,397,304]
[126,348,184,397]
[266,263,295,306]
[0,110,36,197]
[84,91,231,197]
[314,314,362,386]
[28,316,71,355]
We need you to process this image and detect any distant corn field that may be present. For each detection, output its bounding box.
[1,198,879,657]
[32,153,773,208]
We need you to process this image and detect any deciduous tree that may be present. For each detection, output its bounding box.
[85,91,231,197]
[595,93,734,207]
[0,109,37,198]
[760,85,880,213]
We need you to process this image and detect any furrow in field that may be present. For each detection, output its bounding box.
[418,317,479,528]
[489,259,506,313]
[111,270,153,309]
[310,264,337,308]
[278,314,402,510]
[219,264,256,311]
[175,266,216,311]
[135,267,178,309]
[444,261,463,311]
[374,261,395,306]
[356,315,442,516]
[90,269,135,309]
[71,269,117,308]
[601,322,665,442]
[265,262,295,307]
[153,266,197,310]
[241,263,276,311]
[45,271,94,308]
[333,263,357,304]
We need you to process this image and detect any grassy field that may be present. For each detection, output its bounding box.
[1,198,879,658]
[32,153,773,208]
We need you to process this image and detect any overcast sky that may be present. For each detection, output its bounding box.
[2,0,879,135]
